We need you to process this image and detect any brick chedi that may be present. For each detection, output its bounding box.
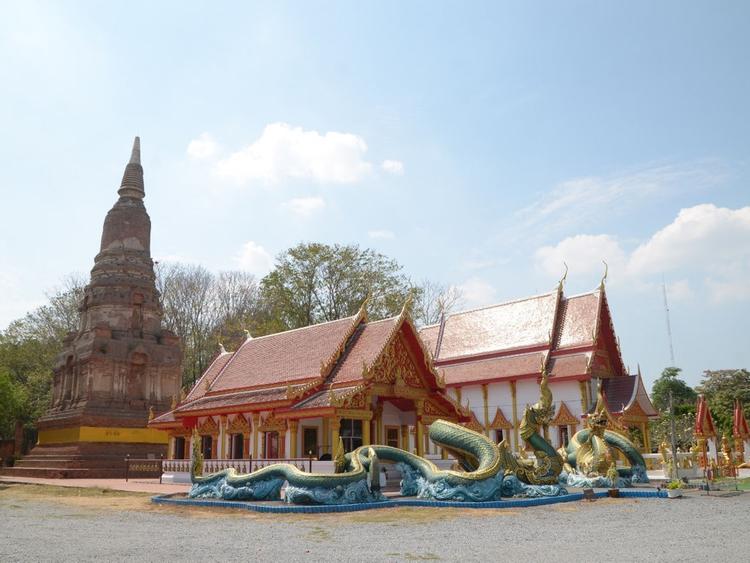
[6,138,182,478]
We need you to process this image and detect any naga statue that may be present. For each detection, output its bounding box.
[559,384,649,487]
[188,375,567,505]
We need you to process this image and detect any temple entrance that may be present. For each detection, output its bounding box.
[265,431,279,459]
[201,435,212,459]
[231,433,244,459]
[385,426,400,448]
[174,436,185,459]
[302,427,318,457]
[494,429,504,444]
[559,426,569,447]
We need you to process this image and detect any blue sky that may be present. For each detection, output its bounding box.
[1,1,748,389]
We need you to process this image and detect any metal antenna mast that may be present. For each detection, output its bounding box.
[662,277,676,366]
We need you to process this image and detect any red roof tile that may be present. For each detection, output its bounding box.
[548,353,590,378]
[184,351,233,403]
[177,387,289,413]
[329,317,399,384]
[434,292,558,360]
[441,351,546,385]
[555,292,600,349]
[420,324,440,357]
[209,315,360,392]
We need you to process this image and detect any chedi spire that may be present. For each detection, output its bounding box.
[118,136,144,199]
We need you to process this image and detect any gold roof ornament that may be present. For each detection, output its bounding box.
[148,405,155,421]
[170,395,177,409]
[557,261,568,292]
[599,260,609,290]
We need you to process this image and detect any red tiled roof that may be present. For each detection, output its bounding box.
[292,386,361,409]
[432,292,559,360]
[420,324,440,357]
[555,292,600,349]
[184,351,233,403]
[176,387,289,414]
[329,317,399,384]
[548,353,590,378]
[209,315,360,392]
[150,409,177,425]
[441,351,546,385]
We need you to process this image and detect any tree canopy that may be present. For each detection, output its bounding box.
[696,369,750,435]
[650,366,697,416]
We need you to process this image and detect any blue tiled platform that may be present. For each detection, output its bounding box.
[151,489,666,514]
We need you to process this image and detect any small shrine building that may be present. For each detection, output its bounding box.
[150,303,467,461]
[419,282,658,453]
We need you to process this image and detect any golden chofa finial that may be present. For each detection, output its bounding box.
[557,261,568,291]
[148,405,155,421]
[359,291,372,322]
[599,260,608,290]
[244,328,253,341]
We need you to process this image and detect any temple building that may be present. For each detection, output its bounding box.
[733,400,749,464]
[419,281,658,454]
[149,302,467,462]
[4,138,181,478]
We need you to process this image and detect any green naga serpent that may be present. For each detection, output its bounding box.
[189,374,566,504]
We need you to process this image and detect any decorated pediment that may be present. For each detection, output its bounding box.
[329,384,369,409]
[227,414,250,434]
[489,407,513,430]
[258,414,287,433]
[196,416,218,435]
[368,334,424,388]
[550,401,578,426]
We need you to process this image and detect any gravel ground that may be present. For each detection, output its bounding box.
[1,485,748,562]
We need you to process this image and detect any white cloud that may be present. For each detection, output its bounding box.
[457,277,498,308]
[629,204,750,276]
[535,234,627,279]
[515,163,724,239]
[284,196,326,217]
[215,123,373,184]
[368,229,396,240]
[235,241,273,275]
[187,133,218,159]
[381,159,404,175]
[534,204,750,303]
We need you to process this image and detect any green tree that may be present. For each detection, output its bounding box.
[260,243,414,329]
[650,367,697,416]
[696,369,750,435]
[0,369,24,439]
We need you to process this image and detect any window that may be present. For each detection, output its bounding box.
[559,426,569,448]
[173,436,185,459]
[495,429,504,444]
[339,419,363,453]
[302,427,318,457]
[385,427,400,448]
[201,435,213,460]
[231,433,244,459]
[264,431,279,459]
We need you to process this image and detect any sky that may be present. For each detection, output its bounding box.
[1,1,748,390]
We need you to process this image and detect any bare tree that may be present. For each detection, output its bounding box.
[412,280,463,327]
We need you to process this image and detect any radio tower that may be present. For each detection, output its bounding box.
[662,277,676,366]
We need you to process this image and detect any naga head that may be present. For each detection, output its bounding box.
[588,382,609,437]
[532,362,555,425]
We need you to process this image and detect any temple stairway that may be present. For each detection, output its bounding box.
[0,443,165,479]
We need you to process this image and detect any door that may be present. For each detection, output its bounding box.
[302,427,318,457]
[265,431,279,459]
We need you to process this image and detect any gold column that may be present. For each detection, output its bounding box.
[482,384,490,436]
[252,413,260,460]
[363,417,371,445]
[643,422,651,453]
[167,436,174,460]
[455,387,462,404]
[288,420,298,458]
[219,415,228,458]
[415,400,424,457]
[322,418,330,457]
[374,403,383,444]
[330,417,341,453]
[579,380,589,413]
[401,424,409,452]
[510,380,519,451]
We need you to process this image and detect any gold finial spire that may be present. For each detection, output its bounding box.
[557,261,568,291]
[599,260,608,290]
